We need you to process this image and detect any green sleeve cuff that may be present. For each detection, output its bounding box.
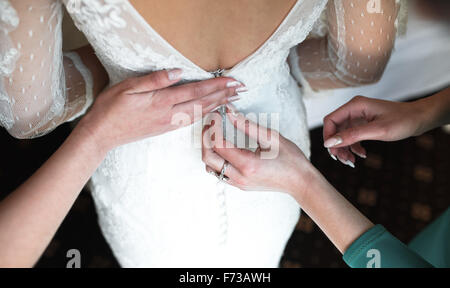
[343,225,433,268]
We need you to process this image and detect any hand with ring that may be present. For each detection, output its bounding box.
[201,106,312,194]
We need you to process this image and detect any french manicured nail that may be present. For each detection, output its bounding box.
[354,151,367,159]
[228,96,241,103]
[236,87,248,93]
[338,157,354,168]
[343,160,355,168]
[324,136,343,148]
[327,148,337,161]
[226,81,243,88]
[167,68,183,80]
[346,160,355,168]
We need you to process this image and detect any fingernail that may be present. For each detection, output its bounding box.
[236,87,248,93]
[341,160,355,168]
[228,96,241,103]
[167,68,183,81]
[327,148,337,161]
[346,160,355,168]
[226,81,243,88]
[338,157,354,168]
[354,151,367,159]
[324,136,343,148]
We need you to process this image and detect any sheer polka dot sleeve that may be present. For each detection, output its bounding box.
[0,0,93,139]
[293,0,402,91]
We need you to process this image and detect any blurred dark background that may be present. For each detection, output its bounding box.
[1,93,448,268]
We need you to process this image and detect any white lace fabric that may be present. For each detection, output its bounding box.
[292,0,405,91]
[0,0,93,138]
[0,0,404,267]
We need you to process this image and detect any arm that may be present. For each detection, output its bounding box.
[293,163,375,254]
[0,69,244,267]
[292,0,400,90]
[0,0,108,139]
[0,119,105,267]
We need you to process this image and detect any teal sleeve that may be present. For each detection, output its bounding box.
[343,225,434,268]
[408,208,450,268]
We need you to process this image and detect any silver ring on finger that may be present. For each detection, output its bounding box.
[218,161,230,182]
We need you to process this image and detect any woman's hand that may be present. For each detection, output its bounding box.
[78,69,244,154]
[323,96,426,167]
[202,107,312,195]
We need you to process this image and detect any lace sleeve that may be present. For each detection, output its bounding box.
[292,0,404,91]
[0,0,93,139]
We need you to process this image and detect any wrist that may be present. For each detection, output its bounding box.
[285,160,320,204]
[416,88,450,135]
[411,97,440,136]
[73,115,112,159]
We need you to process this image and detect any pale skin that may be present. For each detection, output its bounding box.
[202,87,450,254]
[0,69,245,267]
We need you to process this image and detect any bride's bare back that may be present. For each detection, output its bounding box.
[129,0,297,71]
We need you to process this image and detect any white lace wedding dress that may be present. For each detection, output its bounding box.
[0,0,405,267]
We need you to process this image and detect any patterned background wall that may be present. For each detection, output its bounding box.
[0,94,449,268]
